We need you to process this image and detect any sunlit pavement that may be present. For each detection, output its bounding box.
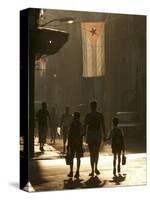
[31,135,146,160]
[21,136,146,191]
[27,152,146,192]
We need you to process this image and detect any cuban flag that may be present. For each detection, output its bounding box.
[81,22,105,77]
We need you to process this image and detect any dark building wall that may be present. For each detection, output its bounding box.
[104,14,146,129]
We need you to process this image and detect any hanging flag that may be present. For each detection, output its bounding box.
[81,22,105,77]
[35,54,48,77]
[35,54,48,70]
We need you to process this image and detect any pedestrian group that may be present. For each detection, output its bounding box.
[36,100,125,178]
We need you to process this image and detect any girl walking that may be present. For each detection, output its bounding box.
[106,117,125,176]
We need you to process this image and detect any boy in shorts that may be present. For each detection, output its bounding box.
[67,112,83,178]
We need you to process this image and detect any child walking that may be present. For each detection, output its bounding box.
[67,112,83,178]
[106,117,125,176]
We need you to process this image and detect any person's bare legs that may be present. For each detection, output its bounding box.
[89,144,94,176]
[95,145,100,175]
[118,153,121,173]
[70,162,73,173]
[63,127,68,153]
[75,157,80,178]
[113,153,117,176]
[63,134,67,153]
[51,129,55,144]
[89,153,95,176]
[53,132,56,145]
[40,143,44,151]
[95,154,100,174]
[68,160,73,177]
[53,127,57,145]
[76,157,80,172]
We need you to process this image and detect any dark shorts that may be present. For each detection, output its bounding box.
[86,130,101,144]
[88,142,101,156]
[70,145,83,159]
[38,126,47,143]
[112,145,122,154]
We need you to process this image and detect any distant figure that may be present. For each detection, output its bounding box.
[106,117,125,176]
[50,106,58,145]
[67,112,83,178]
[36,102,51,151]
[84,100,106,177]
[60,106,72,153]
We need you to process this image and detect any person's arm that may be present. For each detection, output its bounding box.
[67,123,72,150]
[67,135,70,149]
[80,123,85,137]
[121,130,125,154]
[105,131,112,141]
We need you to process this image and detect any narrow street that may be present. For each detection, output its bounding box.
[23,138,146,192]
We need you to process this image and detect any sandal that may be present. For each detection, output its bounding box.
[89,171,94,177]
[95,169,100,175]
[67,171,73,177]
[74,171,80,178]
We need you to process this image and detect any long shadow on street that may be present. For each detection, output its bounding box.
[109,174,126,185]
[64,176,106,189]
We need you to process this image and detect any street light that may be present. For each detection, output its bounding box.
[35,11,74,71]
[39,17,75,27]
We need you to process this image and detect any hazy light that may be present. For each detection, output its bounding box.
[67,20,74,24]
[57,127,61,136]
[59,17,74,24]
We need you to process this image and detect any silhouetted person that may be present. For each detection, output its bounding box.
[36,102,51,151]
[60,106,72,153]
[84,100,106,177]
[67,112,83,178]
[106,117,125,176]
[50,106,58,145]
